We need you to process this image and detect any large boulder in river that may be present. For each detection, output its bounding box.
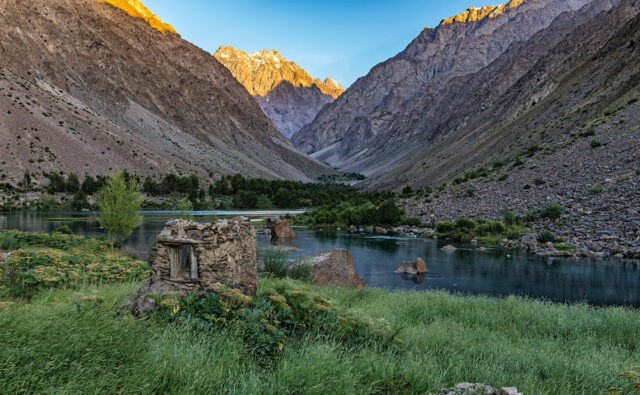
[310,249,364,289]
[395,258,427,275]
[267,218,296,239]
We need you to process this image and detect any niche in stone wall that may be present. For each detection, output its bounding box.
[169,245,199,281]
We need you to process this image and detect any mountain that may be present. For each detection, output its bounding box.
[374,0,639,189]
[0,0,330,190]
[214,46,344,139]
[292,0,592,171]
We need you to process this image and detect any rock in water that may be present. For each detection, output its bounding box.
[267,218,296,239]
[395,258,427,275]
[310,249,364,289]
[441,245,457,251]
[123,218,257,317]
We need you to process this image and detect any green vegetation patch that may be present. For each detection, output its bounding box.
[434,218,524,244]
[0,231,149,297]
[0,280,638,393]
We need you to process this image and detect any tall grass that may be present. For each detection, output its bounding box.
[0,280,638,393]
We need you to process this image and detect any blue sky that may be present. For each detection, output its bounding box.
[145,0,501,88]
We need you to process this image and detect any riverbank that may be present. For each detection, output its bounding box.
[0,278,638,393]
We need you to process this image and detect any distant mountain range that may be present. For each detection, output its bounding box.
[292,0,640,189]
[0,0,330,189]
[214,47,344,139]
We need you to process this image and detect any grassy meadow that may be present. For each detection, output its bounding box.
[1,277,639,394]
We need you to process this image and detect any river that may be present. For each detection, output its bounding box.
[1,211,639,306]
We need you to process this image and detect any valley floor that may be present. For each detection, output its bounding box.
[1,279,638,394]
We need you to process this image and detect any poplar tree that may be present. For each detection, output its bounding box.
[97,171,143,252]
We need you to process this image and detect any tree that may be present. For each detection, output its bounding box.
[66,173,80,193]
[97,172,143,251]
[81,176,99,195]
[176,197,194,220]
[23,171,32,192]
[142,176,159,195]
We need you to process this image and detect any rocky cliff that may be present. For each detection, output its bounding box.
[0,0,330,188]
[292,0,591,169]
[214,46,343,139]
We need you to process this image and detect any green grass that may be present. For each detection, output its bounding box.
[1,279,638,394]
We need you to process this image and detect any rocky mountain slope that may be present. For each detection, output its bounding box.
[375,0,639,189]
[214,46,343,139]
[292,0,592,171]
[0,0,330,190]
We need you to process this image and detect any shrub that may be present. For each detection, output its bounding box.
[627,97,639,105]
[2,245,149,297]
[538,230,558,243]
[588,186,604,194]
[0,233,23,251]
[152,285,400,366]
[579,125,596,137]
[259,248,289,278]
[501,209,516,225]
[454,218,476,231]
[465,188,475,197]
[476,221,506,236]
[287,259,314,283]
[402,217,422,227]
[435,221,455,234]
[590,140,602,148]
[541,203,563,220]
[53,225,73,235]
[525,210,539,222]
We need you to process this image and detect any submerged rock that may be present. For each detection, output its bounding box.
[310,249,364,289]
[395,258,427,275]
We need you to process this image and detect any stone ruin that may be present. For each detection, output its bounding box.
[123,217,257,317]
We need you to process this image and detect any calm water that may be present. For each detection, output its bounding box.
[2,211,639,307]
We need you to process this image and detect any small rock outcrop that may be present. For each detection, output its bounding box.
[267,218,296,239]
[123,218,257,317]
[310,249,365,289]
[434,382,522,395]
[395,258,427,275]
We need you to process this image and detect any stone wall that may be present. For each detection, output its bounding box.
[149,217,257,296]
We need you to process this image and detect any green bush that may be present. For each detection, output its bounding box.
[501,209,516,225]
[524,210,539,222]
[476,221,506,236]
[435,221,455,233]
[541,203,564,220]
[465,188,475,197]
[259,248,289,278]
[538,230,558,243]
[152,284,400,366]
[0,233,23,251]
[590,140,602,148]
[286,259,314,283]
[588,186,604,194]
[402,217,422,227]
[579,125,596,137]
[454,218,476,231]
[53,225,73,235]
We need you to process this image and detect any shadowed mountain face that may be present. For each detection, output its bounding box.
[292,0,593,174]
[375,0,640,190]
[214,46,343,139]
[0,0,330,188]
